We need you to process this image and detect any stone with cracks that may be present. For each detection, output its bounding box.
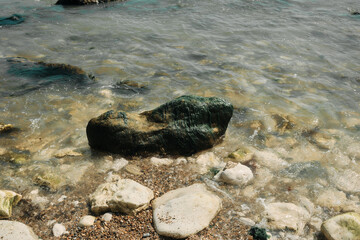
[152,183,222,239]
[86,95,233,156]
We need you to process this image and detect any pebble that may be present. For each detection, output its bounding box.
[53,223,68,237]
[218,163,253,185]
[79,215,96,227]
[150,157,173,166]
[254,150,289,171]
[102,213,112,222]
[142,233,151,238]
[111,158,128,171]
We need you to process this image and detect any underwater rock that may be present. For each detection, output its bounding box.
[2,57,93,97]
[89,176,154,215]
[33,172,65,192]
[264,202,310,233]
[111,80,149,95]
[271,113,296,134]
[0,190,22,218]
[0,221,39,240]
[253,150,289,171]
[321,212,360,240]
[86,95,233,156]
[195,152,224,174]
[330,169,360,193]
[152,183,222,239]
[280,161,327,180]
[0,14,24,26]
[226,146,254,163]
[0,123,14,134]
[56,0,126,5]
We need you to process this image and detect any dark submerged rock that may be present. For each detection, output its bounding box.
[0,14,24,26]
[86,95,233,156]
[56,0,125,5]
[2,57,93,97]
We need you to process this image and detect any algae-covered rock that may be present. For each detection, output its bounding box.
[86,95,233,156]
[0,123,14,133]
[321,212,360,240]
[56,0,126,5]
[0,190,22,218]
[33,173,65,192]
[0,14,24,26]
[2,57,93,97]
[227,146,254,163]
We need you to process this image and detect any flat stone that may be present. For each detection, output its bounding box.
[111,158,128,171]
[264,202,310,233]
[125,164,142,175]
[54,148,82,158]
[90,177,154,215]
[280,161,327,180]
[153,183,222,239]
[0,190,22,218]
[79,215,96,227]
[195,152,224,174]
[321,212,360,240]
[218,163,253,185]
[0,220,38,240]
[330,169,360,193]
[316,189,348,212]
[227,146,254,163]
[150,157,173,166]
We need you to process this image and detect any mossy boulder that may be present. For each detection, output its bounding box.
[321,212,360,240]
[86,95,233,156]
[0,190,22,218]
[0,14,24,26]
[56,0,126,5]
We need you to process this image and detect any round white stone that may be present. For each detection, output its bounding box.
[78,215,96,227]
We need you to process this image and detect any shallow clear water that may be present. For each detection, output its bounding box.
[1,0,360,238]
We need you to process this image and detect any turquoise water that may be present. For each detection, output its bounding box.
[1,0,360,238]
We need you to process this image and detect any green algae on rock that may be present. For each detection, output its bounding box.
[321,212,360,240]
[0,14,24,26]
[56,0,126,5]
[0,190,22,218]
[86,95,233,156]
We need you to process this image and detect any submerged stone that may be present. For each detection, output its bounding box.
[321,212,360,240]
[0,190,22,218]
[86,95,233,156]
[0,123,14,134]
[280,161,327,180]
[2,57,93,97]
[0,14,24,26]
[56,0,126,5]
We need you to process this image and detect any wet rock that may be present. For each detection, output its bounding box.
[79,215,96,227]
[347,143,360,161]
[280,161,327,180]
[111,158,128,172]
[271,113,296,134]
[56,0,126,5]
[86,95,233,156]
[254,150,289,171]
[309,217,322,231]
[150,157,173,166]
[33,172,65,192]
[264,202,310,233]
[152,183,222,239]
[302,128,336,150]
[125,164,142,175]
[111,80,149,95]
[316,189,348,212]
[53,223,68,237]
[227,146,254,163]
[218,163,253,185]
[90,177,154,215]
[3,57,93,97]
[0,14,24,26]
[54,148,82,158]
[24,189,49,210]
[0,190,22,218]
[0,123,14,133]
[321,212,360,240]
[0,221,39,240]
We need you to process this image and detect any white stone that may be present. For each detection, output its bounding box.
[150,157,173,166]
[321,212,360,240]
[316,189,347,212]
[254,150,289,171]
[264,202,310,233]
[153,183,222,239]
[90,177,154,215]
[0,190,22,218]
[0,147,7,155]
[218,163,253,185]
[347,143,360,161]
[58,195,67,202]
[102,213,112,222]
[0,220,39,240]
[52,223,68,237]
[175,157,187,165]
[238,217,255,226]
[79,215,96,227]
[111,158,128,171]
[195,152,224,174]
[309,217,322,231]
[330,169,360,193]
